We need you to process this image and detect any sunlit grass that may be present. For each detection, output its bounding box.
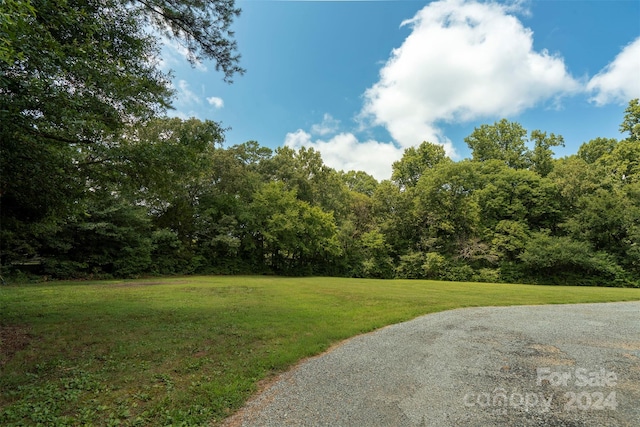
[1,276,639,426]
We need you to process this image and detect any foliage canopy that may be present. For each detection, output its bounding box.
[1,4,638,286]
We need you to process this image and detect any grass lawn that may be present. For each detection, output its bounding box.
[1,276,639,426]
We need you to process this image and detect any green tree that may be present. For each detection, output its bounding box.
[40,192,153,278]
[196,142,273,272]
[413,160,482,250]
[577,137,618,164]
[529,130,564,177]
[464,119,530,169]
[263,146,349,216]
[100,117,225,269]
[562,188,640,265]
[0,0,35,64]
[391,141,449,189]
[490,220,530,263]
[249,182,340,274]
[592,99,640,186]
[475,161,561,231]
[335,189,380,276]
[395,251,447,280]
[596,139,640,186]
[118,118,224,204]
[340,170,379,197]
[519,232,628,286]
[1,0,243,272]
[358,230,394,279]
[620,98,640,141]
[371,180,415,255]
[548,156,602,213]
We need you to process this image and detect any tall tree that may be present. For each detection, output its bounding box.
[1,0,243,267]
[529,130,564,177]
[263,146,348,215]
[620,98,640,141]
[475,161,561,231]
[413,160,482,251]
[249,182,340,274]
[464,119,530,169]
[391,141,449,189]
[577,137,618,164]
[340,170,379,197]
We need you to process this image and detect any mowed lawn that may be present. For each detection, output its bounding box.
[1,276,639,426]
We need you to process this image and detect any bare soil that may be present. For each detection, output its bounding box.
[0,325,32,367]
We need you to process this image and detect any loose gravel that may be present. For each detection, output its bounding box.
[224,302,640,427]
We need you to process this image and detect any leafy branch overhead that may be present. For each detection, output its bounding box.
[1,0,243,148]
[135,0,245,82]
[1,0,243,243]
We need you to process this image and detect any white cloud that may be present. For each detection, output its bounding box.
[284,130,403,181]
[176,79,202,105]
[207,96,224,109]
[360,0,580,149]
[159,35,208,72]
[168,110,195,121]
[167,80,203,119]
[170,82,224,117]
[311,113,340,136]
[283,0,591,179]
[587,37,640,106]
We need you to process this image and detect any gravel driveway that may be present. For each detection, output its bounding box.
[225,302,640,427]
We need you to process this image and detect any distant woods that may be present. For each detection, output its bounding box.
[2,101,639,286]
[1,2,638,285]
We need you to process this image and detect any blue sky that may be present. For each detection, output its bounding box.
[163,0,640,180]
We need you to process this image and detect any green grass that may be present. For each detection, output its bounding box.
[1,276,639,426]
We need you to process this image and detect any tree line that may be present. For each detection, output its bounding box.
[2,100,639,286]
[1,1,638,286]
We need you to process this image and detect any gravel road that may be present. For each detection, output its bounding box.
[224,302,640,427]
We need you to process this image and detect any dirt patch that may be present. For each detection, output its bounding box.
[528,343,576,366]
[580,340,640,351]
[0,325,32,367]
[529,344,562,353]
